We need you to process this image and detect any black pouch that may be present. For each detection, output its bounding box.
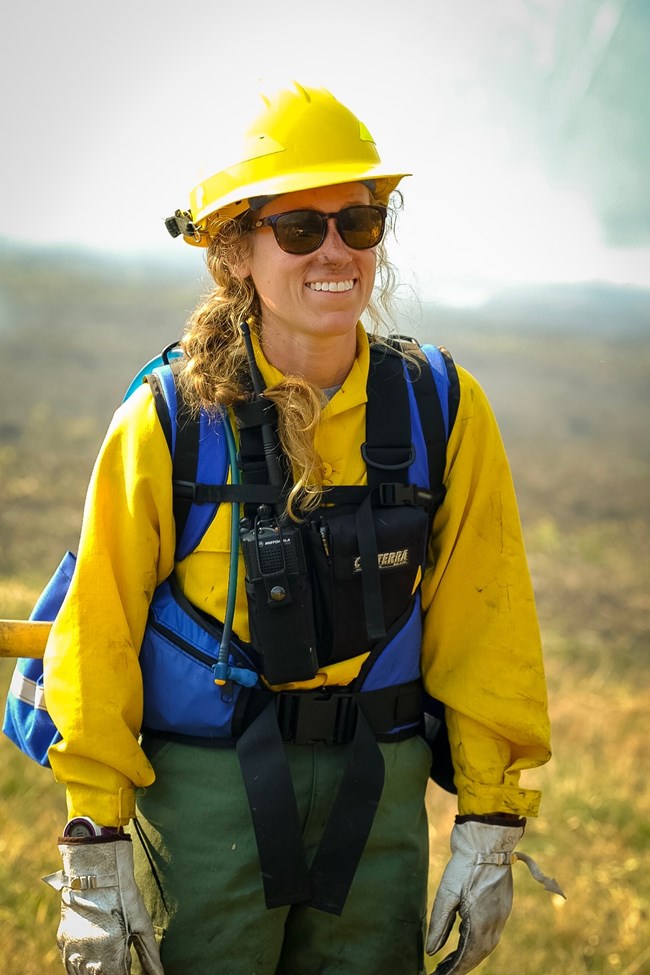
[307,502,429,664]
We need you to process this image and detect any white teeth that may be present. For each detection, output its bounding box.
[307,280,354,292]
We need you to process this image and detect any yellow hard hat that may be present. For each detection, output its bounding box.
[165,82,410,247]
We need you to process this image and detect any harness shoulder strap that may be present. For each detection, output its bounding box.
[146,362,179,456]
[408,343,460,504]
[146,362,228,561]
[368,336,459,502]
[364,343,414,486]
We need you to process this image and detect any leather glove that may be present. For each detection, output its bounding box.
[426,819,564,975]
[44,835,164,975]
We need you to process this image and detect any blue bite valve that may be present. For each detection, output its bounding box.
[213,661,258,687]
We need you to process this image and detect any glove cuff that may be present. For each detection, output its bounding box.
[57,834,131,846]
[456,813,526,829]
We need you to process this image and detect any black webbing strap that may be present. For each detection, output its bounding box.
[356,345,415,642]
[307,707,384,914]
[354,492,385,640]
[235,396,282,486]
[364,345,414,483]
[440,346,460,432]
[147,364,201,545]
[172,482,284,506]
[311,483,429,506]
[147,371,173,454]
[236,701,311,908]
[235,395,277,430]
[236,696,386,915]
[170,406,201,544]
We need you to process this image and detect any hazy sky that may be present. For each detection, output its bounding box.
[1,0,648,303]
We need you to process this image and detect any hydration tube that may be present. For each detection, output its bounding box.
[212,409,257,689]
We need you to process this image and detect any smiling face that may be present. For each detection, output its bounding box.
[238,182,378,378]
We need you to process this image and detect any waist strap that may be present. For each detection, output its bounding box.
[273,679,423,745]
[145,679,423,749]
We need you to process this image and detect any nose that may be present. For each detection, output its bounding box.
[318,217,350,261]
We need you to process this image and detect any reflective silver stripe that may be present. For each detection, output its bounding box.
[9,668,48,711]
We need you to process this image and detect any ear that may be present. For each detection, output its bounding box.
[227,234,252,281]
[232,256,251,280]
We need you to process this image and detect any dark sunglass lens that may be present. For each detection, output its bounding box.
[338,206,385,249]
[274,211,325,254]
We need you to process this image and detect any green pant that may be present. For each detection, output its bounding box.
[132,732,431,975]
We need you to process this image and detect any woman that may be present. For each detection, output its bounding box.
[43,83,557,975]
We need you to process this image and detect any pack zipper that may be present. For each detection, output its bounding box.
[148,619,221,668]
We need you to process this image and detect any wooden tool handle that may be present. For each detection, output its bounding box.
[0,619,51,659]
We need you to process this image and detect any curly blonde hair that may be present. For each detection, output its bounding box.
[178,197,402,519]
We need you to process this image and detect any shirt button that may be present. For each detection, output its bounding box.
[322,462,333,478]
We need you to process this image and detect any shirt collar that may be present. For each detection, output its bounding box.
[249,322,370,418]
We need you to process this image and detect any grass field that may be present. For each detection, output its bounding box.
[1,251,648,974]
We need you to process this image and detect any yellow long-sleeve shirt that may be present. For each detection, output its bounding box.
[43,327,551,825]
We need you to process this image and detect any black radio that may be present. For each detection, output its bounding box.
[240,509,319,685]
[240,507,303,591]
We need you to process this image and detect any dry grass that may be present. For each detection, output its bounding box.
[0,716,63,973]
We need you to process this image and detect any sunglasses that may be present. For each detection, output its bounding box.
[250,204,387,255]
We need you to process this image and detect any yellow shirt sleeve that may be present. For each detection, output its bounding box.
[421,365,551,817]
[43,384,176,825]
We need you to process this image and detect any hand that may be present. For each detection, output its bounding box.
[426,820,563,975]
[44,835,164,975]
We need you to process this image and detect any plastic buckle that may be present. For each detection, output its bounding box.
[278,692,358,745]
[174,482,221,505]
[173,480,198,501]
[296,694,338,745]
[379,482,417,506]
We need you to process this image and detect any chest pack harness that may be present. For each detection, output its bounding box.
[145,331,459,914]
[3,331,459,916]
